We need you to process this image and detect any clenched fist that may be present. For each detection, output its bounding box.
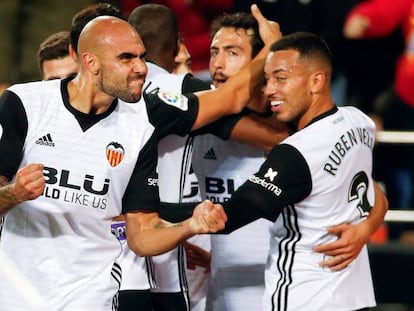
[12,163,45,202]
[189,200,227,234]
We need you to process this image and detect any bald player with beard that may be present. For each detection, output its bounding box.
[118,4,285,311]
[0,7,283,309]
[0,15,244,310]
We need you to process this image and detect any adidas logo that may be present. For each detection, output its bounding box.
[203,148,216,160]
[35,133,55,147]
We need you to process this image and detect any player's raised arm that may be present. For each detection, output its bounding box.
[190,4,282,131]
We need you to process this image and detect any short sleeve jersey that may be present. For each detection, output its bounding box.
[117,63,207,294]
[192,133,271,311]
[118,63,228,295]
[0,78,159,309]
[222,106,377,310]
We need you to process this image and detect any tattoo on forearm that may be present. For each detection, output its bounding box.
[0,176,8,187]
[0,186,17,202]
[0,176,18,212]
[154,220,183,229]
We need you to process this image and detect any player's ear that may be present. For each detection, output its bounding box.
[309,70,325,94]
[82,52,99,75]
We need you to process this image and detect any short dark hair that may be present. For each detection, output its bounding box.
[270,32,333,68]
[210,12,264,58]
[70,3,123,54]
[37,31,71,77]
[128,4,179,58]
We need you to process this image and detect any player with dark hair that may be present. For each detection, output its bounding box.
[0,6,282,309]
[120,4,285,311]
[120,4,210,310]
[37,31,79,80]
[173,36,192,75]
[192,11,276,310]
[69,2,124,56]
[212,32,388,310]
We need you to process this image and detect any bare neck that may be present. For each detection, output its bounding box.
[67,75,115,115]
[297,93,335,130]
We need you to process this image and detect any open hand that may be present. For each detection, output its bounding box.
[314,223,367,271]
[184,240,211,272]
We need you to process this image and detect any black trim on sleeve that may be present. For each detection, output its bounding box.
[191,109,249,140]
[144,92,200,140]
[183,74,243,140]
[181,74,212,93]
[220,143,312,233]
[122,131,160,214]
[0,90,28,180]
[159,201,201,223]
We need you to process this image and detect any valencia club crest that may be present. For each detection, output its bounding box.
[106,142,125,167]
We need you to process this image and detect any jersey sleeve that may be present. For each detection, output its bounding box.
[122,132,160,213]
[182,74,242,140]
[181,74,212,93]
[0,90,28,180]
[221,143,312,233]
[144,91,199,139]
[191,109,248,140]
[158,201,201,223]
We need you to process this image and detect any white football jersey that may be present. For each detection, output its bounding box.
[120,63,210,301]
[0,78,158,310]
[192,135,270,311]
[219,106,377,311]
[263,106,376,311]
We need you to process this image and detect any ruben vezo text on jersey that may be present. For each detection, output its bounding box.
[323,127,374,176]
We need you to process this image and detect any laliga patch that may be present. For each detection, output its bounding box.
[111,221,126,241]
[158,91,188,111]
[106,142,125,167]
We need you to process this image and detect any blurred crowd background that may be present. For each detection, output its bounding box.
[1,1,414,309]
[0,0,412,240]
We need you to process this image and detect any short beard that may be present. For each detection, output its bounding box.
[99,70,142,103]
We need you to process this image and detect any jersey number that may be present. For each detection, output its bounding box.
[348,171,372,217]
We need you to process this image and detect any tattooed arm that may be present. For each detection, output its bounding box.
[125,200,227,257]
